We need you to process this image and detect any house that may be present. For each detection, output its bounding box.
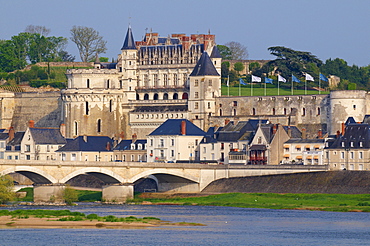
[147,119,206,163]
[5,127,24,160]
[324,123,370,171]
[282,138,325,165]
[56,135,114,162]
[113,136,147,162]
[20,121,67,160]
[0,130,8,160]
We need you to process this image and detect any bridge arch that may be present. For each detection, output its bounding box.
[1,166,57,184]
[60,167,126,184]
[128,169,199,184]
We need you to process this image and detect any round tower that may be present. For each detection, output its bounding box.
[329,90,367,135]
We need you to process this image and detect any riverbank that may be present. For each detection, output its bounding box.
[134,192,370,212]
[0,209,205,229]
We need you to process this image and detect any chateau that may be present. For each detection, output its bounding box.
[0,27,369,142]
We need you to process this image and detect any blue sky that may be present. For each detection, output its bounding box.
[1,0,369,66]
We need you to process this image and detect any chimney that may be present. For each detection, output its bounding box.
[106,142,111,151]
[181,120,186,135]
[132,133,137,142]
[341,122,345,135]
[302,127,306,139]
[8,127,14,141]
[28,120,35,128]
[318,129,323,139]
[336,130,341,138]
[119,131,125,140]
[83,135,87,142]
[272,124,277,135]
[60,123,66,138]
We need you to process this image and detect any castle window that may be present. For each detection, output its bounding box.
[183,73,188,85]
[219,109,222,116]
[85,102,89,115]
[154,93,159,100]
[353,105,356,110]
[233,109,237,116]
[317,107,321,115]
[302,108,306,116]
[163,93,168,100]
[153,74,158,87]
[195,92,199,98]
[209,80,212,86]
[208,102,211,109]
[74,121,78,136]
[144,94,149,100]
[195,102,199,109]
[109,100,113,112]
[144,74,149,87]
[173,93,178,99]
[341,152,344,159]
[136,94,140,100]
[119,80,123,89]
[252,108,256,116]
[233,101,237,107]
[97,119,102,133]
[195,80,199,87]
[87,79,90,88]
[360,142,363,147]
[106,79,110,89]
[272,108,276,115]
[359,152,363,159]
[173,74,178,86]
[284,108,287,115]
[163,74,168,86]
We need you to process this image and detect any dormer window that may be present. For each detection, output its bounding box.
[130,144,135,150]
[360,142,363,147]
[137,144,142,150]
[350,142,354,147]
[341,142,345,147]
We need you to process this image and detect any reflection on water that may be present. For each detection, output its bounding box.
[1,204,370,246]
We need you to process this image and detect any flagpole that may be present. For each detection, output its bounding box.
[227,75,230,96]
[291,74,293,95]
[264,80,266,96]
[305,77,307,95]
[251,81,253,96]
[319,71,321,95]
[278,79,280,96]
[239,80,241,96]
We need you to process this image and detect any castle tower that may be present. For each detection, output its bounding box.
[210,45,222,76]
[188,51,221,130]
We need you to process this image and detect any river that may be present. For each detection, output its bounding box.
[1,204,370,245]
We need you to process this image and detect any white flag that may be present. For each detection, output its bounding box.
[278,74,286,83]
[305,73,314,81]
[251,75,261,82]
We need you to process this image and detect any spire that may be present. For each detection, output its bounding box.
[190,51,220,76]
[210,45,222,59]
[121,26,136,50]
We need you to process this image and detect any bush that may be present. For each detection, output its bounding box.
[0,175,15,204]
[63,186,78,205]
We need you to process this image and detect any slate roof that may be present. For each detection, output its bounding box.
[131,105,188,113]
[282,126,302,138]
[210,45,222,59]
[148,119,205,136]
[7,132,24,146]
[0,133,8,140]
[29,128,66,145]
[327,123,370,149]
[216,120,264,142]
[362,115,370,125]
[56,136,114,152]
[121,26,136,50]
[113,139,147,151]
[345,117,356,125]
[189,51,219,76]
[200,127,218,144]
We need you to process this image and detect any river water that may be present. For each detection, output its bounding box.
[1,204,370,246]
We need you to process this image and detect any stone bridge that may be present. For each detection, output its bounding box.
[0,160,328,203]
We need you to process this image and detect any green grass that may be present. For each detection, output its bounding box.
[16,188,102,202]
[134,193,370,212]
[221,84,330,96]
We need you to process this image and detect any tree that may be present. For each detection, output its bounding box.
[225,41,248,60]
[70,26,107,62]
[249,62,260,73]
[25,25,51,36]
[217,45,232,60]
[221,61,230,78]
[233,62,245,74]
[0,175,15,204]
[63,185,78,205]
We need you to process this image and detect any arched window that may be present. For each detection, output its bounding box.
[109,100,113,112]
[87,79,90,88]
[136,94,140,100]
[272,108,275,115]
[219,109,223,116]
[106,79,110,89]
[317,107,321,115]
[144,94,149,100]
[163,93,168,100]
[302,108,306,116]
[97,119,102,133]
[182,93,188,99]
[284,108,287,115]
[85,102,89,115]
[74,121,78,136]
[153,93,159,100]
[173,93,178,99]
[119,80,123,89]
[233,109,237,116]
[252,108,256,116]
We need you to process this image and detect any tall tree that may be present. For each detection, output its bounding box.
[233,62,245,74]
[217,45,232,60]
[225,41,248,60]
[25,25,51,36]
[70,26,107,62]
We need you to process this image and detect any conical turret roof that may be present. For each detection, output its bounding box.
[121,26,136,50]
[210,45,222,59]
[190,51,220,76]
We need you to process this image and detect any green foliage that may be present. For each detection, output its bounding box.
[0,175,15,204]
[233,62,245,74]
[77,190,102,202]
[16,187,33,202]
[249,62,260,73]
[348,82,357,90]
[63,186,79,205]
[99,57,109,62]
[217,45,232,60]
